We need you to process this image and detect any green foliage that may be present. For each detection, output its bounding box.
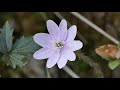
[117,42,120,48]
[2,54,28,69]
[3,21,13,52]
[0,34,7,54]
[0,21,39,69]
[12,36,39,55]
[104,42,120,70]
[0,21,13,53]
[108,60,120,70]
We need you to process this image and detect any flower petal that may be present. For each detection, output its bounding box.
[57,55,68,69]
[33,48,56,60]
[46,51,60,68]
[47,20,61,41]
[33,33,52,48]
[59,19,67,41]
[61,45,76,61]
[66,40,83,51]
[66,25,77,42]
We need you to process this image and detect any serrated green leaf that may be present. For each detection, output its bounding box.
[2,21,14,52]
[12,36,40,55]
[108,60,120,70]
[2,55,11,66]
[2,53,28,69]
[0,21,13,53]
[0,34,7,53]
[10,53,28,69]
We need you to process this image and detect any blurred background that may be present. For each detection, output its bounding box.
[0,12,120,78]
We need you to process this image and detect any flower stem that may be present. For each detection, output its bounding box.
[63,66,80,78]
[46,68,51,78]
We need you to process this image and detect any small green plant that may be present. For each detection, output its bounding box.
[95,44,120,70]
[0,21,39,69]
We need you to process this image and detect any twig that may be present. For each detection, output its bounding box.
[70,12,119,45]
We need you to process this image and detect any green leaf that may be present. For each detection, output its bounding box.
[108,60,120,70]
[2,21,13,52]
[0,34,7,53]
[12,36,40,55]
[1,55,10,66]
[117,42,120,48]
[0,21,41,69]
[10,53,28,69]
[2,53,28,69]
[0,21,13,53]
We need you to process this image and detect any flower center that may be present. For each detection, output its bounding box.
[56,42,63,48]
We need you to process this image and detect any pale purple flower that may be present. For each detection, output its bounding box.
[33,19,83,69]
